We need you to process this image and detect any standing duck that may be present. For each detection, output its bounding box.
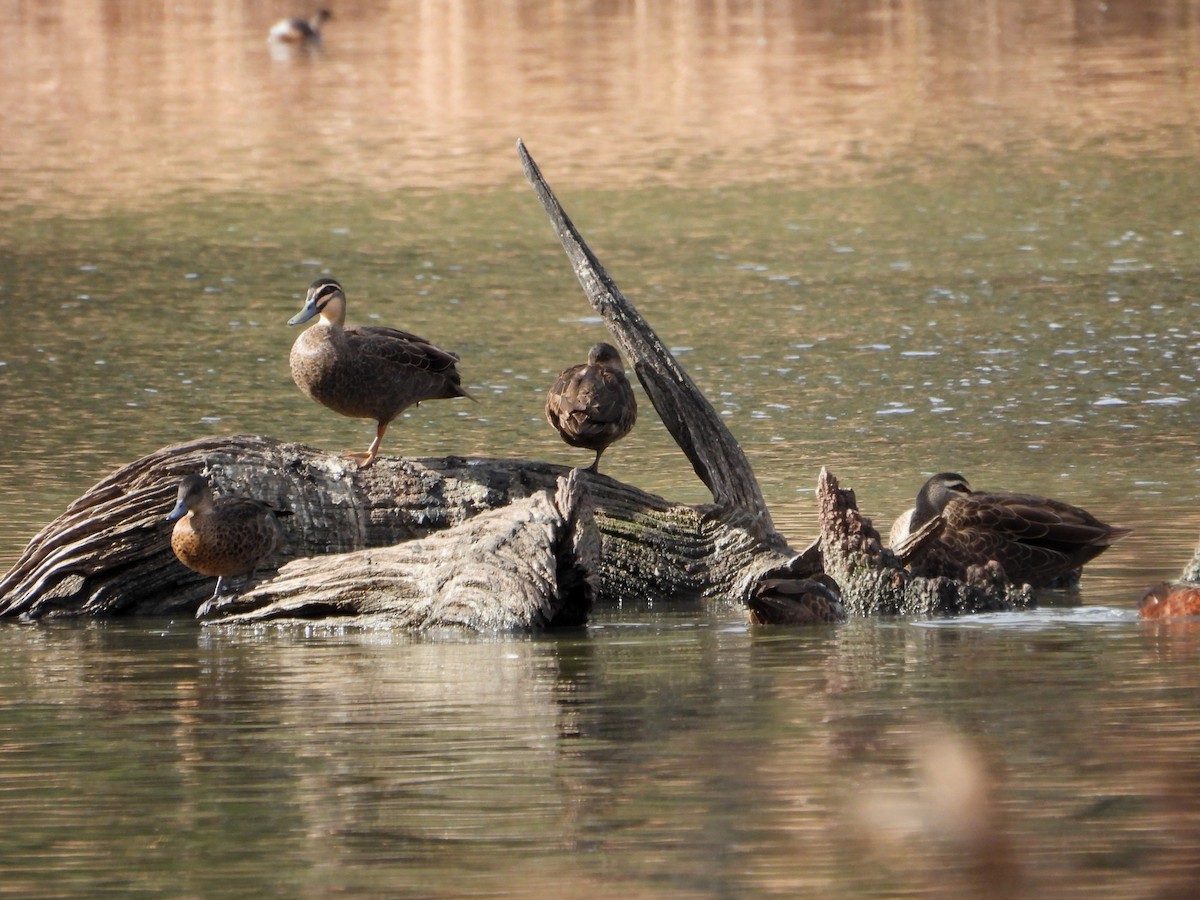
[892,472,1132,588]
[165,474,284,615]
[288,277,472,468]
[268,8,332,44]
[545,342,637,474]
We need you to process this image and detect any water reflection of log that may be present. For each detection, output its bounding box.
[0,143,1027,624]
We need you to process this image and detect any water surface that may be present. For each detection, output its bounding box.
[2,1,1200,896]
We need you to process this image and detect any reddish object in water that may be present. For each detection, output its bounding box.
[1139,583,1200,618]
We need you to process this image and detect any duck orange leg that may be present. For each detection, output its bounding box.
[346,421,389,468]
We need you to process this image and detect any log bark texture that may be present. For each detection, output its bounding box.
[220,470,600,628]
[0,435,800,621]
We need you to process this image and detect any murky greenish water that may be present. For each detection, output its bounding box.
[2,0,1200,896]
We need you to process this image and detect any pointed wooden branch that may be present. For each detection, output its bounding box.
[518,139,780,546]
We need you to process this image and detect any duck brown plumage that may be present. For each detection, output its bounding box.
[288,277,472,468]
[165,474,284,614]
[545,342,637,474]
[892,472,1132,589]
[748,573,846,625]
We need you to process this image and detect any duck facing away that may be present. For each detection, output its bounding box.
[165,474,284,616]
[288,277,472,468]
[268,8,331,44]
[892,472,1132,589]
[545,342,637,474]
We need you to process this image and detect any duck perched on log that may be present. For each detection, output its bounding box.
[892,472,1131,588]
[268,8,331,44]
[166,474,286,616]
[545,342,637,474]
[288,277,473,468]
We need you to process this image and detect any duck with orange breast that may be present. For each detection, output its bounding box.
[166,474,285,616]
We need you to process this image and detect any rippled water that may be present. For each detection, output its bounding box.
[2,0,1200,895]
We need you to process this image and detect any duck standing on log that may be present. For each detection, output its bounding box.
[546,342,637,474]
[268,8,331,44]
[288,277,473,468]
[166,475,285,617]
[891,472,1132,588]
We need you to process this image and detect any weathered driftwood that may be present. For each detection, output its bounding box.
[219,470,599,628]
[0,435,798,621]
[816,468,1034,616]
[517,139,781,547]
[0,142,1026,625]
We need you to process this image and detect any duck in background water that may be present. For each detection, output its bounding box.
[891,472,1132,589]
[288,277,473,468]
[545,342,637,474]
[268,8,332,45]
[165,474,286,617]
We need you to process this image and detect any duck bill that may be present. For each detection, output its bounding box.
[287,301,320,326]
[164,498,189,523]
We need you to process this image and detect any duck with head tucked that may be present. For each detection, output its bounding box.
[165,474,285,616]
[288,277,473,468]
[268,8,332,44]
[892,472,1132,588]
[545,342,637,474]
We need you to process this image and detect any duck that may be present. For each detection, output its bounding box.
[165,474,285,616]
[545,342,637,474]
[268,8,331,44]
[892,472,1132,588]
[288,277,473,468]
[1138,583,1200,618]
[748,573,846,625]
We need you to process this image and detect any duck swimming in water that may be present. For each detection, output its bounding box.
[165,474,284,615]
[288,277,472,468]
[268,8,331,44]
[892,472,1132,588]
[545,342,637,474]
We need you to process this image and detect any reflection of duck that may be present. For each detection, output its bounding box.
[268,8,331,44]
[748,573,845,625]
[165,475,284,614]
[288,278,472,468]
[1139,583,1200,618]
[545,342,637,474]
[893,472,1132,588]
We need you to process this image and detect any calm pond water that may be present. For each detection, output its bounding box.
[2,0,1200,895]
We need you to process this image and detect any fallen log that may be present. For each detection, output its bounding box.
[0,435,800,620]
[217,470,600,629]
[0,143,1025,626]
